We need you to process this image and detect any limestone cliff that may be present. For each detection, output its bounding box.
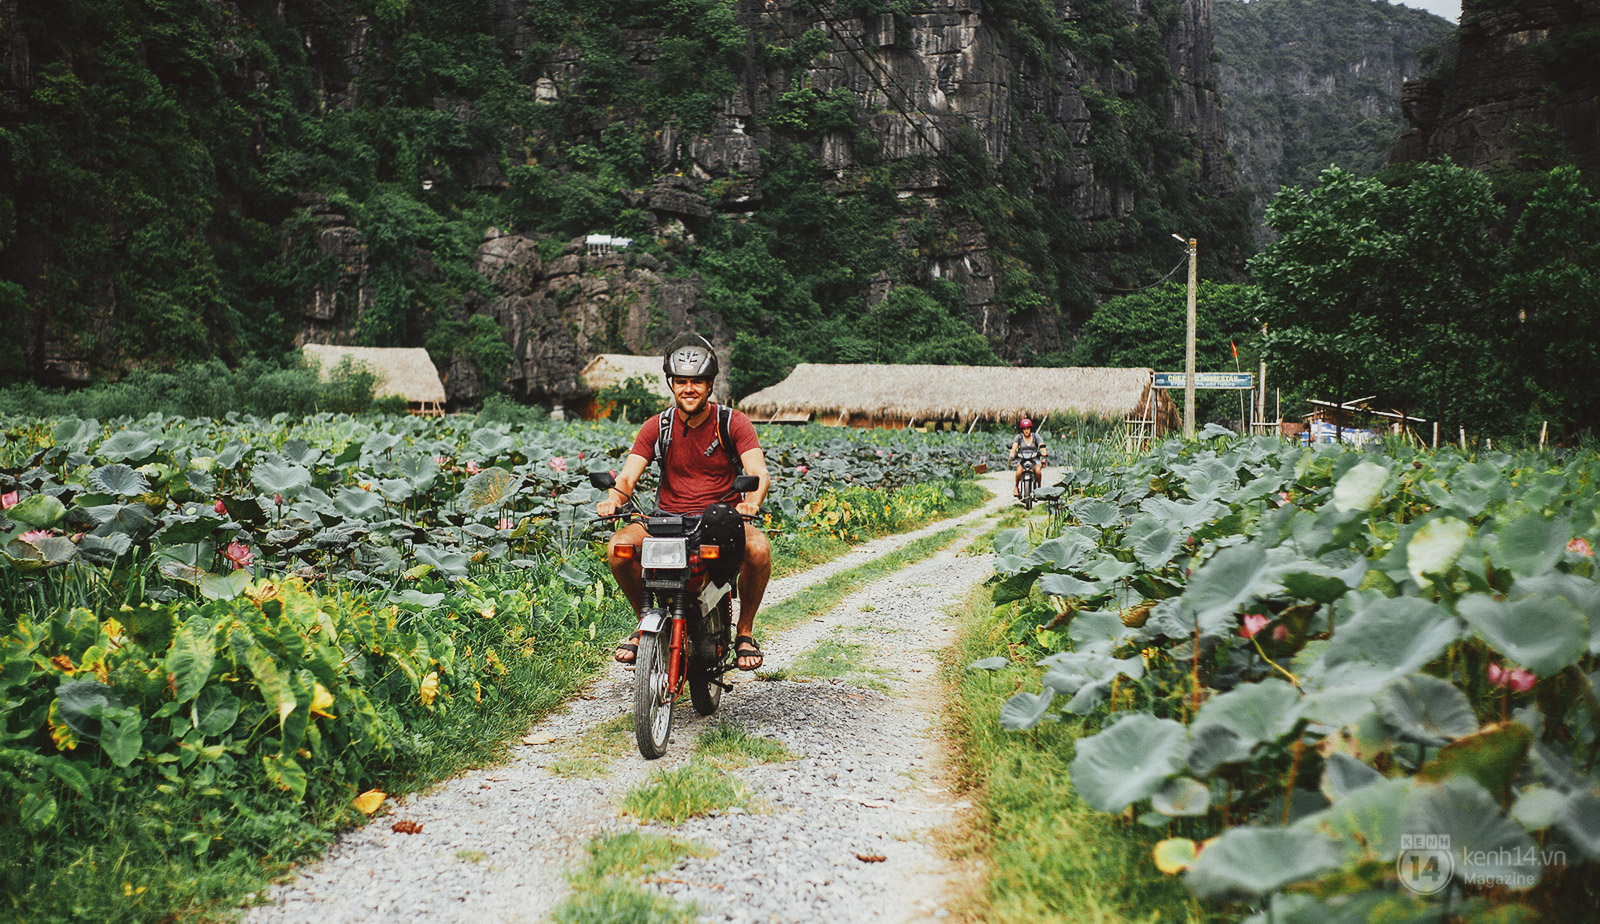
[1390,0,1600,171]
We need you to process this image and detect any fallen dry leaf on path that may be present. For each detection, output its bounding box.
[352,790,385,815]
[391,820,423,834]
[856,854,887,863]
[522,733,557,745]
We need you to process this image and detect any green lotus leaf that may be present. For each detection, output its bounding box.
[1555,791,1600,861]
[51,417,99,451]
[1456,593,1588,676]
[87,503,156,536]
[1185,723,1253,775]
[1493,512,1572,579]
[1405,517,1469,586]
[1193,678,1301,750]
[78,532,133,564]
[1403,776,1541,890]
[1069,713,1188,812]
[1243,890,1445,924]
[1182,543,1279,636]
[467,428,516,458]
[1295,776,1410,863]
[334,487,385,519]
[1000,689,1056,731]
[89,463,149,497]
[1140,496,1225,532]
[99,708,143,768]
[159,558,207,586]
[6,493,65,527]
[158,514,223,545]
[1027,533,1095,571]
[1418,722,1531,793]
[199,570,251,601]
[1184,827,1343,899]
[1319,752,1385,802]
[1331,461,1388,512]
[98,430,159,463]
[392,589,446,609]
[415,546,470,579]
[459,466,519,513]
[395,453,441,490]
[1070,497,1120,528]
[1378,674,1477,747]
[1126,518,1180,569]
[251,461,312,497]
[967,657,1009,671]
[6,534,78,569]
[1509,786,1566,832]
[1313,596,1463,688]
[182,469,216,494]
[1038,572,1103,599]
[1510,573,1600,654]
[1152,776,1211,817]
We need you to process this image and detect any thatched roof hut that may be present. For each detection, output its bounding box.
[301,344,447,415]
[737,363,1177,432]
[574,354,672,420]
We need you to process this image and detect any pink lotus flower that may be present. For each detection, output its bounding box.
[223,540,255,570]
[1,491,17,509]
[497,517,513,531]
[214,499,228,515]
[1240,614,1270,639]
[273,493,283,507]
[1569,537,1593,557]
[19,529,52,545]
[551,457,568,472]
[798,465,809,475]
[1272,625,1289,642]
[1488,663,1536,693]
[577,452,585,460]
[434,455,451,466]
[465,460,482,475]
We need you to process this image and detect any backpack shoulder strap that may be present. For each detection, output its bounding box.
[718,405,743,474]
[654,406,676,494]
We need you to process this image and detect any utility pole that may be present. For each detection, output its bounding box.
[1181,236,1198,438]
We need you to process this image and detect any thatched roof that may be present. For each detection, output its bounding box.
[579,354,672,401]
[738,363,1159,422]
[301,345,447,403]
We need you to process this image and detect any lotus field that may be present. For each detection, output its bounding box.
[0,411,990,918]
[986,429,1600,918]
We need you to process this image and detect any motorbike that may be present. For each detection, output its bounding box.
[589,470,760,759]
[1015,447,1041,509]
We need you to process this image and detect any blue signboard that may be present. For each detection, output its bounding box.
[1154,372,1254,390]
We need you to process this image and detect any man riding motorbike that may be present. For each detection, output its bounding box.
[1009,418,1047,497]
[596,341,772,671]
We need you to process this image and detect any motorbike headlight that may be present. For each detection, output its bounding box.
[641,538,688,569]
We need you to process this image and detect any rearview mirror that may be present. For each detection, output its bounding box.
[588,471,617,490]
[732,474,759,493]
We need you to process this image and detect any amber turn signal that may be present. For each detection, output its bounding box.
[698,544,721,559]
[613,544,637,559]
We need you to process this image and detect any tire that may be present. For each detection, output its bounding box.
[688,598,731,716]
[633,632,674,759]
[1021,471,1036,510]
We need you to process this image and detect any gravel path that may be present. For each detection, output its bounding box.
[242,473,1020,923]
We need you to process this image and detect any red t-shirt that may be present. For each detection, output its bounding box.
[631,404,761,514]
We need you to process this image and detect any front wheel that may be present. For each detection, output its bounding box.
[1020,470,1036,510]
[633,633,674,759]
[688,597,731,716]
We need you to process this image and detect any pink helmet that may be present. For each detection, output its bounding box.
[1019,418,1034,430]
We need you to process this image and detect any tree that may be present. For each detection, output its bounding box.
[1251,163,1516,432]
[1073,281,1262,423]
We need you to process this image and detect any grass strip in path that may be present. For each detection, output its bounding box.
[941,586,1210,924]
[553,831,715,924]
[756,524,967,639]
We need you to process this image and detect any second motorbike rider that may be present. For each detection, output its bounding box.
[596,342,772,671]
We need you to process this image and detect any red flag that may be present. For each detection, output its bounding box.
[1230,339,1238,358]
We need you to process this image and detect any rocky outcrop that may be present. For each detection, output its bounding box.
[1390,0,1600,171]
[1214,0,1453,243]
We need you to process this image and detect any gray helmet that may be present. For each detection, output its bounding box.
[664,343,717,380]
